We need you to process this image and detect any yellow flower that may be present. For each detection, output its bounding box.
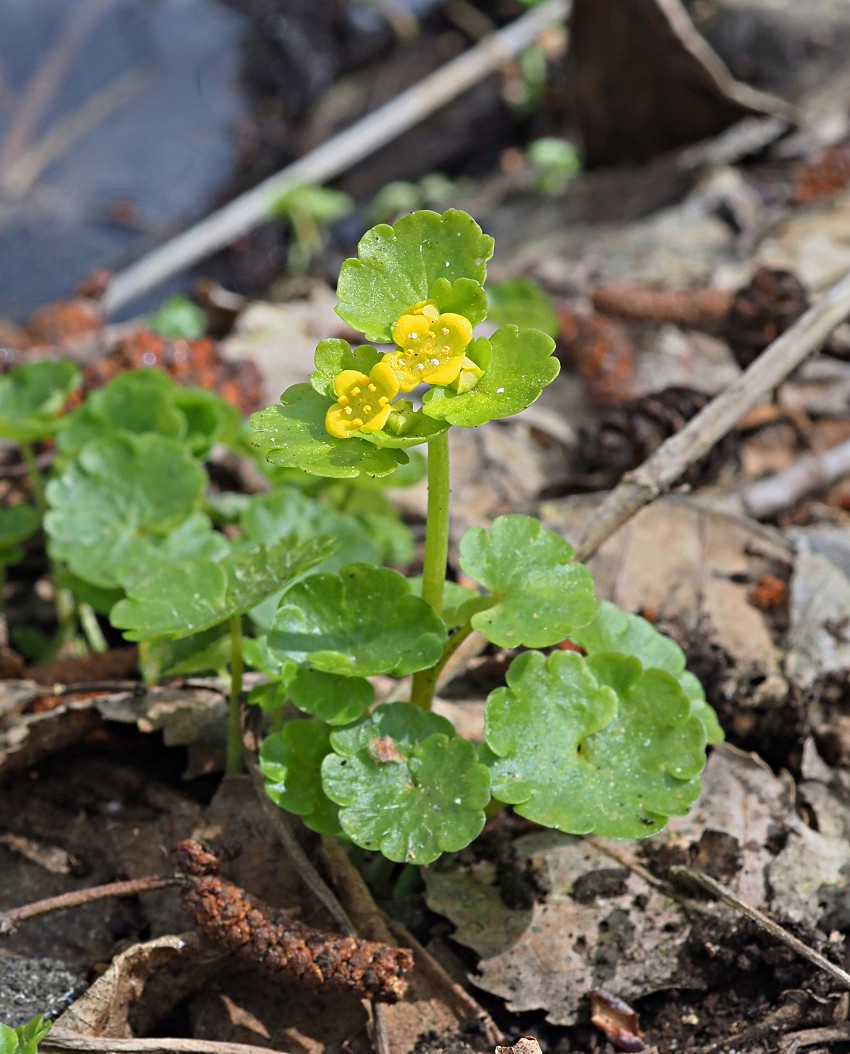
[325,360,399,438]
[386,301,474,392]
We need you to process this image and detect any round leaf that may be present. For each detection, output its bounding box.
[335,210,494,342]
[288,667,373,725]
[45,433,206,588]
[261,721,341,835]
[323,703,490,863]
[111,536,335,641]
[269,564,447,677]
[459,514,597,647]
[310,339,382,398]
[571,600,724,744]
[250,384,408,479]
[0,359,81,443]
[487,277,560,337]
[422,326,559,427]
[485,650,707,839]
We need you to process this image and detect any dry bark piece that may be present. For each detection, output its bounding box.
[577,385,737,488]
[722,267,810,369]
[590,283,733,329]
[174,840,413,1004]
[558,309,636,408]
[792,140,850,205]
[590,989,645,1052]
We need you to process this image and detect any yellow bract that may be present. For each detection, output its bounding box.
[386,302,474,392]
[325,360,400,438]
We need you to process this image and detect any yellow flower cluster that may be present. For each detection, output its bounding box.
[325,301,482,439]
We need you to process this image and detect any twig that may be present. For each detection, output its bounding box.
[0,0,113,181]
[44,1034,295,1054]
[574,268,850,562]
[780,1025,850,1053]
[670,866,850,990]
[0,874,177,936]
[101,0,571,316]
[719,435,850,520]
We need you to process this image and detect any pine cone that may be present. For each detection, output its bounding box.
[722,267,809,369]
[577,385,736,488]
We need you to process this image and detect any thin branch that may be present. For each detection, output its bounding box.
[101,0,570,316]
[574,267,850,562]
[0,874,177,936]
[44,1035,295,1054]
[670,866,850,990]
[0,0,114,180]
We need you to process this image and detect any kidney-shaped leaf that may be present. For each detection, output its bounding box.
[250,384,407,479]
[571,600,724,744]
[485,650,707,839]
[459,515,597,647]
[0,359,81,443]
[45,433,206,588]
[335,210,494,342]
[422,326,559,427]
[110,536,335,641]
[269,564,447,676]
[323,702,491,863]
[261,720,341,835]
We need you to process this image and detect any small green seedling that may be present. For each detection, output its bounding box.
[0,1016,52,1054]
[249,209,722,863]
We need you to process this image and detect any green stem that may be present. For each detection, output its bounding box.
[78,602,108,653]
[226,616,244,776]
[410,430,451,711]
[19,442,47,514]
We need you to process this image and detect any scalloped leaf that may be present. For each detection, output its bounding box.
[485,650,707,838]
[0,359,81,443]
[310,339,382,398]
[322,703,490,863]
[487,277,560,337]
[269,564,447,676]
[45,433,206,588]
[57,370,185,458]
[111,536,335,641]
[335,210,494,342]
[261,720,341,835]
[458,515,597,647]
[288,666,374,725]
[250,384,407,479]
[422,326,558,427]
[570,600,724,743]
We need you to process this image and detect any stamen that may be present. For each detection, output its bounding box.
[351,386,361,396]
[338,395,349,406]
[367,383,377,392]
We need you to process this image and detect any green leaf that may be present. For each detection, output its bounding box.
[268,183,353,227]
[335,210,494,342]
[143,628,231,680]
[250,385,408,479]
[0,504,40,567]
[0,359,81,443]
[111,536,335,641]
[261,721,342,835]
[487,277,560,338]
[322,703,490,863]
[57,370,185,458]
[310,339,382,398]
[148,295,208,339]
[10,1017,52,1054]
[485,650,707,838]
[288,667,374,725]
[269,564,447,677]
[570,600,724,744]
[459,515,597,647]
[172,387,242,456]
[0,1024,17,1054]
[45,433,206,588]
[422,326,558,427]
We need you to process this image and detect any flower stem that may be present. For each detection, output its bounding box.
[19,442,47,514]
[226,615,244,776]
[410,429,450,711]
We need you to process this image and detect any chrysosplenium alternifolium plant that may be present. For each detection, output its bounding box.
[248,210,723,864]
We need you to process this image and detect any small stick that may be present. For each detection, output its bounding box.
[101,0,570,315]
[670,866,850,990]
[574,268,850,562]
[44,1035,295,1054]
[0,874,177,936]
